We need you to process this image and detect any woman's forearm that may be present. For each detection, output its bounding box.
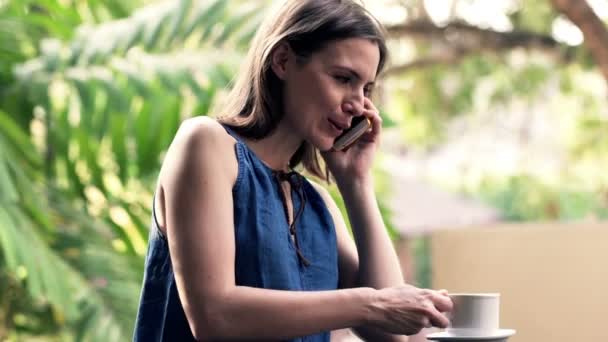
[337,174,404,288]
[337,175,409,341]
[194,286,375,340]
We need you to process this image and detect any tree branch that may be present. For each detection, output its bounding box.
[386,20,563,52]
[383,54,465,76]
[384,20,575,77]
[550,0,608,85]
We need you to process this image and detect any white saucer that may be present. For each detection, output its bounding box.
[427,329,516,341]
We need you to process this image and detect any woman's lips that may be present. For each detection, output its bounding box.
[328,118,345,135]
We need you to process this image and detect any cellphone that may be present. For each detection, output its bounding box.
[332,116,371,151]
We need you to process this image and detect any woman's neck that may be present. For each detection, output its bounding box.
[243,119,303,172]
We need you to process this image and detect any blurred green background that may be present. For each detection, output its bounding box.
[1,0,606,340]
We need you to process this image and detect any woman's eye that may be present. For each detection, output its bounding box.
[334,75,351,84]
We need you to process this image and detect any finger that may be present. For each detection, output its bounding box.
[365,98,381,127]
[428,310,450,329]
[368,111,382,139]
[417,302,449,329]
[420,316,431,329]
[358,108,381,139]
[418,302,450,328]
[363,97,378,112]
[437,289,449,296]
[431,290,454,313]
[362,99,378,125]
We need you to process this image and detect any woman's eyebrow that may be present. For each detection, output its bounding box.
[333,65,376,86]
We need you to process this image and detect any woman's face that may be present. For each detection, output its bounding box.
[278,38,380,151]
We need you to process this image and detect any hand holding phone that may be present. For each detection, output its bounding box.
[332,116,371,151]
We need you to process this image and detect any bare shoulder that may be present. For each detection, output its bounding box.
[175,116,235,149]
[160,116,238,187]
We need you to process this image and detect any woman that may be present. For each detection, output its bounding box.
[133,0,453,341]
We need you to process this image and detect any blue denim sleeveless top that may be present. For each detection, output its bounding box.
[133,124,339,341]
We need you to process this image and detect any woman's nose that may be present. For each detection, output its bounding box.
[342,95,364,116]
[347,87,366,113]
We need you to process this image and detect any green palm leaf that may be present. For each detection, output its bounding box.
[1,0,270,339]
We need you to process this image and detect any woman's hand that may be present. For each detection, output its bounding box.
[322,97,382,186]
[368,285,453,336]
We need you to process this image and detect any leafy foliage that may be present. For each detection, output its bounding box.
[475,174,608,221]
[1,0,607,339]
[0,0,267,339]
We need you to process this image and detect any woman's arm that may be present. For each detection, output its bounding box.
[340,178,414,342]
[312,181,409,342]
[157,118,383,340]
[337,176,404,288]
[320,98,451,341]
[308,181,401,289]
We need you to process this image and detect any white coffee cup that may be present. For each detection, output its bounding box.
[447,293,500,337]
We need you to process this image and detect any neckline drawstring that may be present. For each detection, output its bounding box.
[273,170,311,267]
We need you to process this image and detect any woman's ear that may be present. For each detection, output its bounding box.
[270,42,291,80]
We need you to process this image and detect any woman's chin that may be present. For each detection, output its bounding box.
[306,136,334,152]
[319,139,336,152]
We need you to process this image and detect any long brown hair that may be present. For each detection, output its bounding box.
[217,0,388,181]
